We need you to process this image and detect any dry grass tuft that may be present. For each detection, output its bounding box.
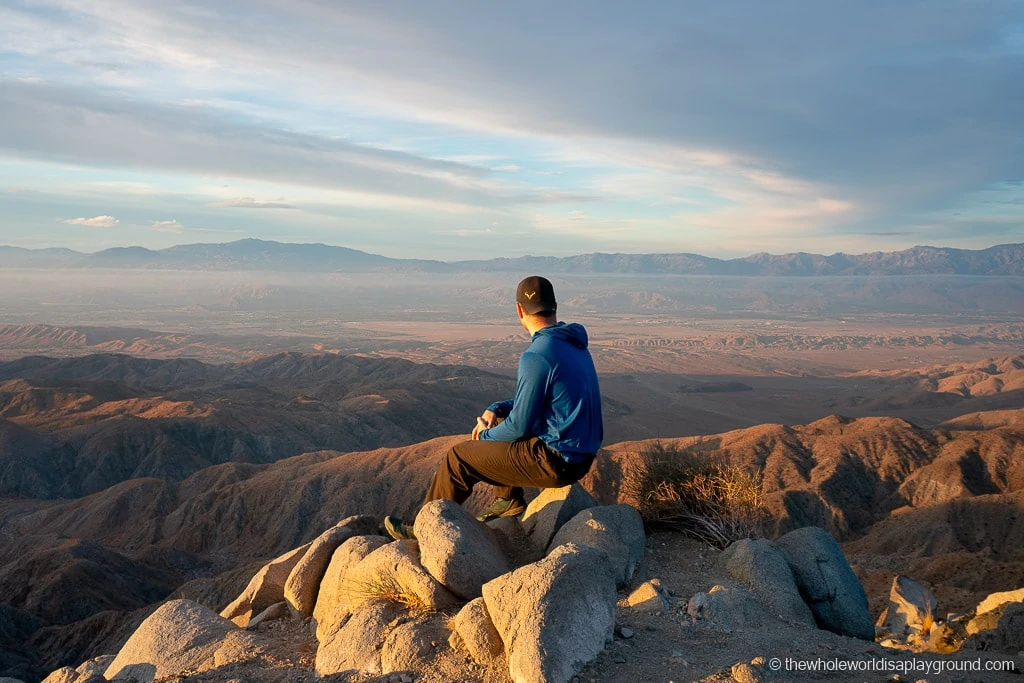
[347,574,433,614]
[621,440,768,549]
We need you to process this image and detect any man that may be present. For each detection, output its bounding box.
[384,275,603,540]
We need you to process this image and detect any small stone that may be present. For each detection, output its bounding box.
[731,662,763,683]
[620,579,671,614]
[619,626,634,639]
[612,653,627,664]
[668,649,689,665]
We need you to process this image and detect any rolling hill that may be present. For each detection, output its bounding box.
[0,352,515,498]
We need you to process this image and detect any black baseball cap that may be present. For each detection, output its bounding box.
[516,275,557,315]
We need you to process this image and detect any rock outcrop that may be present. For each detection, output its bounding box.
[877,575,938,636]
[312,534,389,641]
[40,668,76,683]
[283,515,378,616]
[688,585,776,632]
[379,615,448,673]
[521,484,597,551]
[619,579,671,614]
[246,601,290,629]
[315,600,403,677]
[964,602,1024,654]
[340,540,459,615]
[548,504,645,588]
[448,598,504,668]
[975,586,1024,616]
[104,600,236,682]
[776,526,875,640]
[483,543,617,683]
[74,656,114,681]
[717,538,816,628]
[415,500,509,600]
[219,544,310,626]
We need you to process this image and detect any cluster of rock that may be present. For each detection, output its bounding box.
[695,530,1024,660]
[870,576,1024,656]
[687,527,875,640]
[305,487,645,683]
[25,482,1024,683]
[962,589,1024,655]
[32,484,645,683]
[8,656,113,683]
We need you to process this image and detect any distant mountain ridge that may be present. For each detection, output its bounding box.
[2,239,1023,276]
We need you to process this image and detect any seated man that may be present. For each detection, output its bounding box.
[384,275,603,539]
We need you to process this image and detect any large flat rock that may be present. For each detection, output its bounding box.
[105,599,236,682]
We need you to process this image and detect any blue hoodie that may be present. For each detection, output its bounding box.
[479,322,603,462]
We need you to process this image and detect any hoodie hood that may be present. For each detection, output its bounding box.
[533,321,589,349]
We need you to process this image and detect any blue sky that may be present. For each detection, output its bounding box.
[1,1,1022,259]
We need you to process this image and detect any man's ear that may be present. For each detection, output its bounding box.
[516,302,524,320]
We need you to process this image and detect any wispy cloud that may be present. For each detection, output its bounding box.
[0,1,1022,256]
[0,81,567,213]
[64,215,119,227]
[210,197,296,209]
[151,219,184,233]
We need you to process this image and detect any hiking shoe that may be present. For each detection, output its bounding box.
[383,515,416,540]
[476,497,527,522]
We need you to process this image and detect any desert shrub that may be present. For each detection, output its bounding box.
[348,575,432,614]
[621,440,767,549]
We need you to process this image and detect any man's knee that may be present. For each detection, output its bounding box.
[442,445,461,473]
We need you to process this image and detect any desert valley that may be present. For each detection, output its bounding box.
[0,241,1021,682]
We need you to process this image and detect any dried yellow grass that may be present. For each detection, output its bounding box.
[347,574,433,614]
[621,440,768,549]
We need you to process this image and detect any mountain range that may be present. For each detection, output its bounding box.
[2,239,1024,276]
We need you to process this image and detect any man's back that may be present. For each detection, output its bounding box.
[482,321,603,460]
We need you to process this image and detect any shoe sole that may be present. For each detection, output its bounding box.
[383,517,414,540]
[477,502,526,522]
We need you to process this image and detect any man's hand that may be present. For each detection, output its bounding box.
[471,410,499,440]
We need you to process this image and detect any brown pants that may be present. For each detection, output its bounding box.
[424,437,594,505]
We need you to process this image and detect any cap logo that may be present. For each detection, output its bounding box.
[524,290,536,300]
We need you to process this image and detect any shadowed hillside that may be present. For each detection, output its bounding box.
[0,353,514,498]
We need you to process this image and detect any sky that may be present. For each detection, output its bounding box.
[1,1,1023,260]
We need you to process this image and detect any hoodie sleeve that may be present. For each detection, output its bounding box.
[486,399,514,417]
[479,351,549,443]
